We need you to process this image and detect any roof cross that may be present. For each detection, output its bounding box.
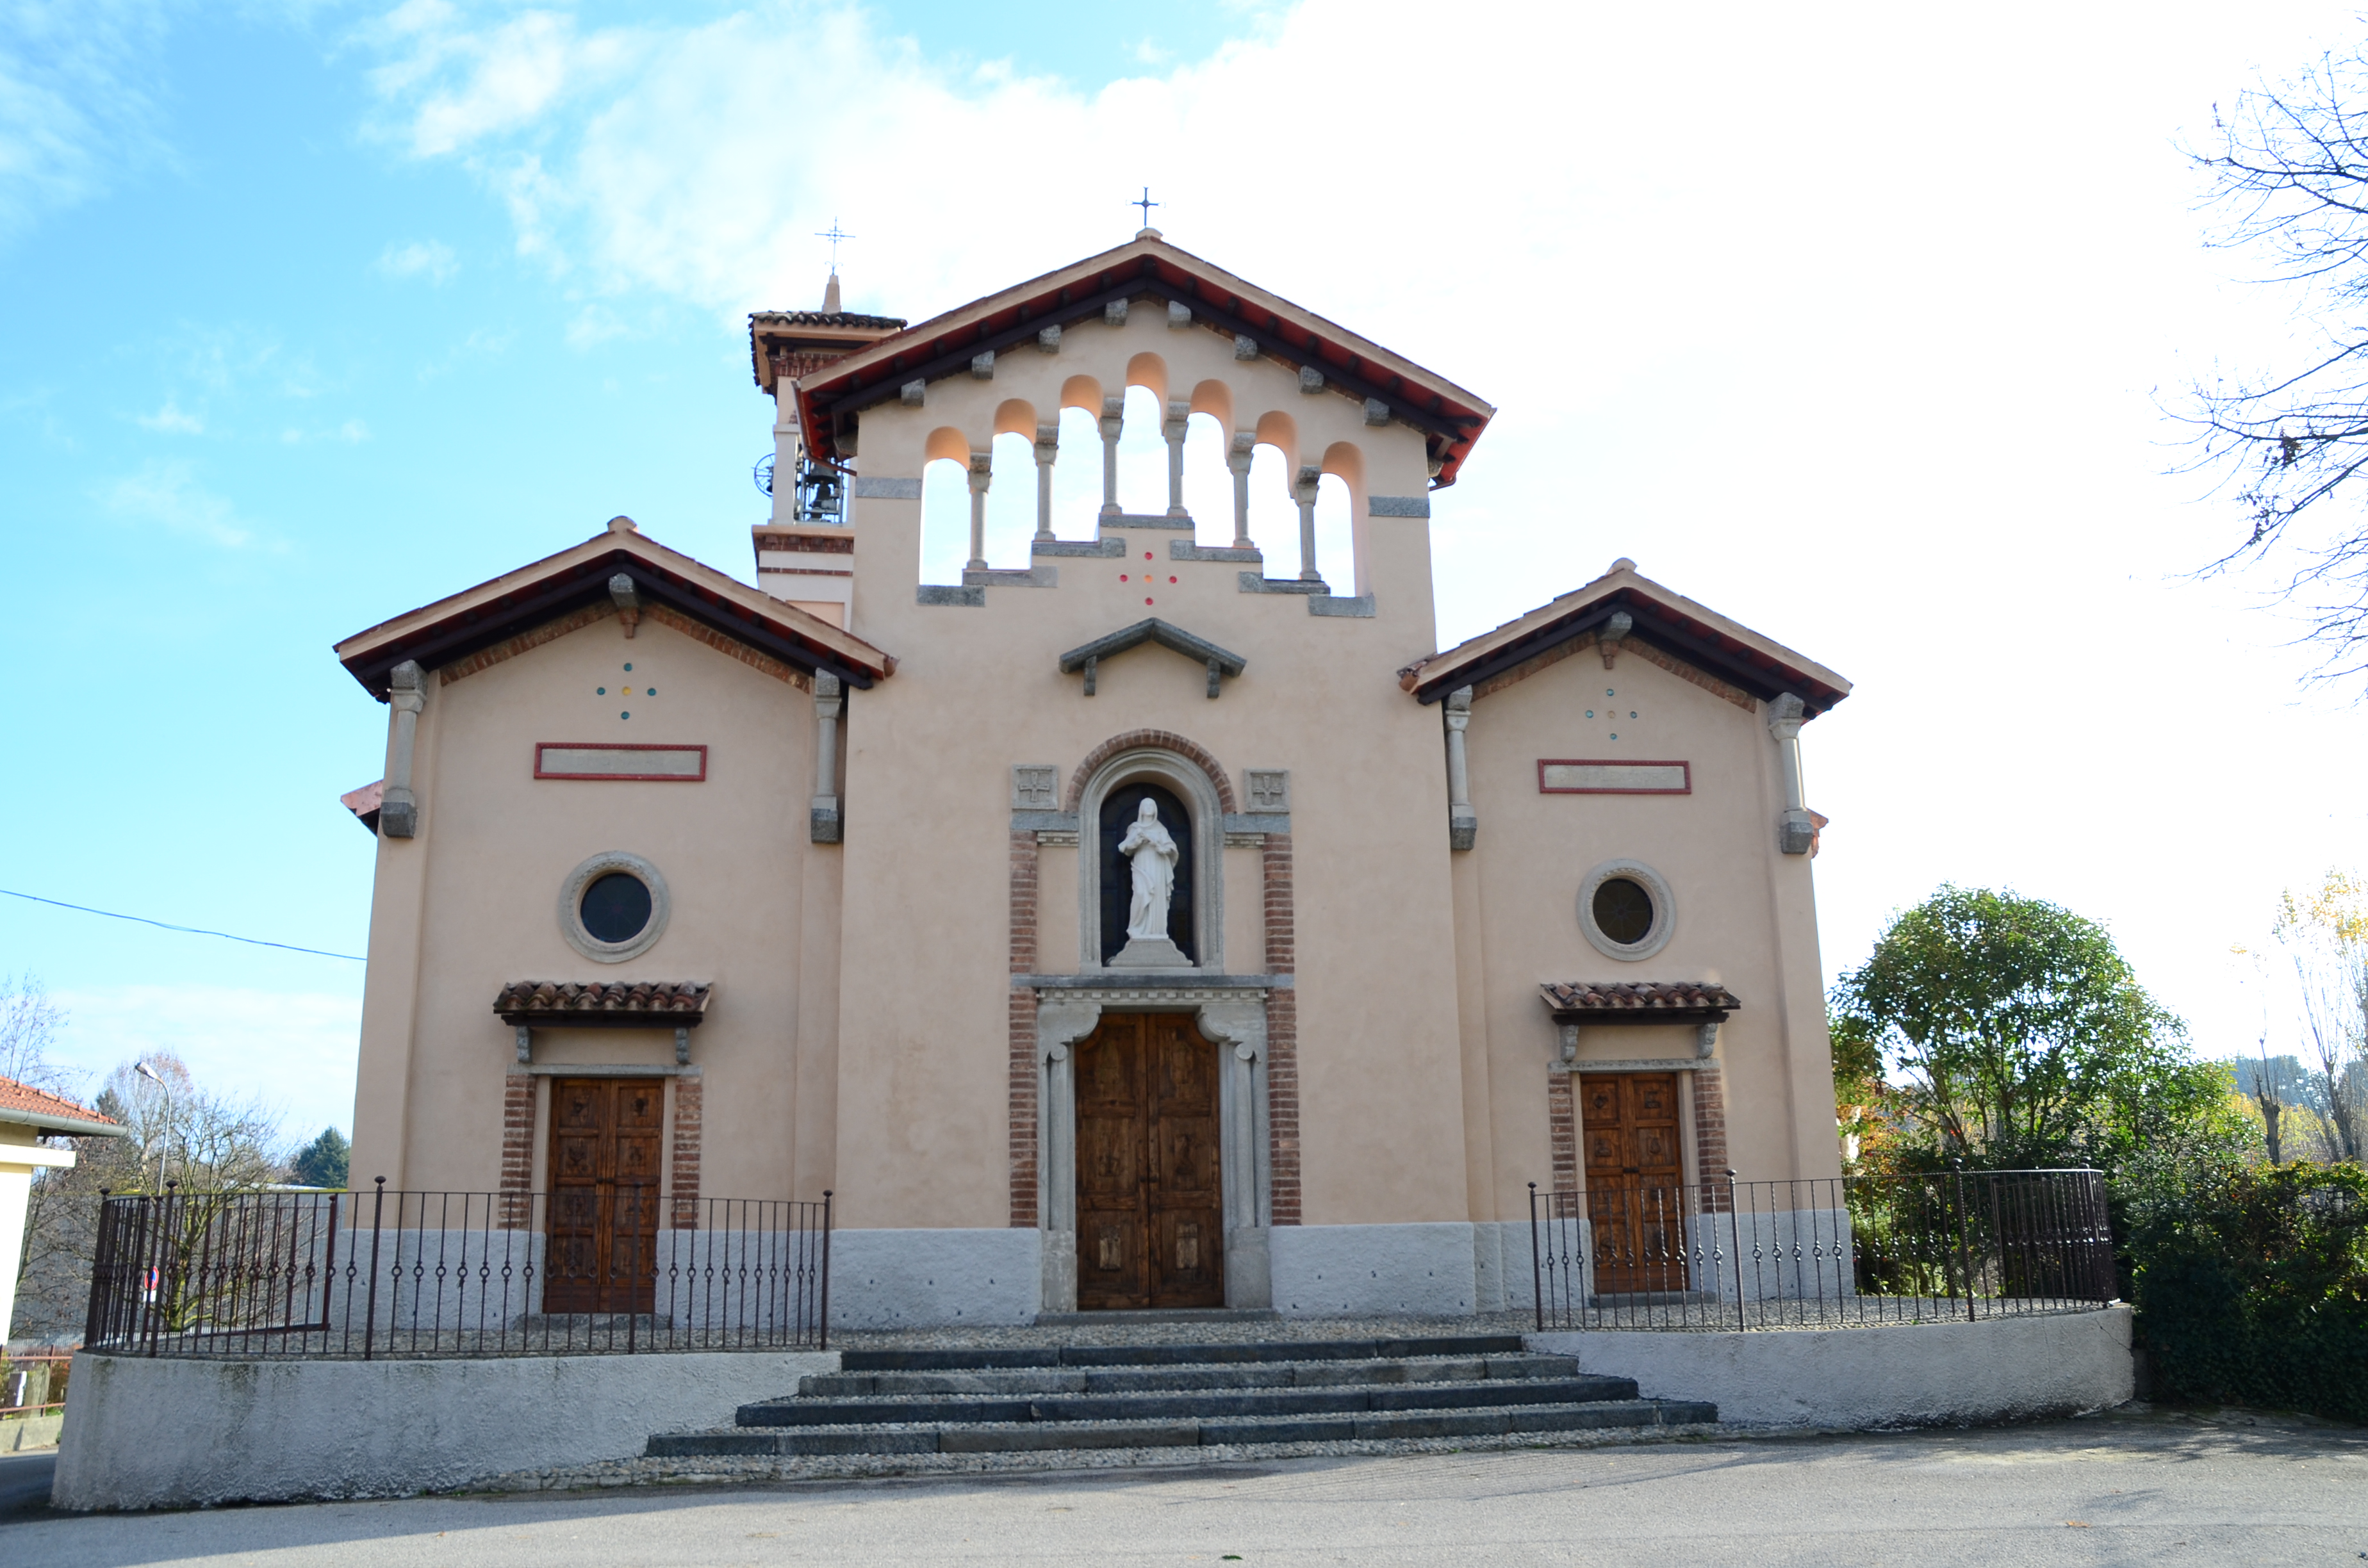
[1133,188,1159,229]
[816,218,853,269]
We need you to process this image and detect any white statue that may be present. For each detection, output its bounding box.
[1117,797,1180,941]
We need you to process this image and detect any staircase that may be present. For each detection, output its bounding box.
[646,1334,1714,1460]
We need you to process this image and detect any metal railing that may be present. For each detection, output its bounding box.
[1,1353,70,1417]
[82,1180,832,1359]
[1529,1167,2114,1330]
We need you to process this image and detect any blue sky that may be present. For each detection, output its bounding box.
[6,0,2368,1145]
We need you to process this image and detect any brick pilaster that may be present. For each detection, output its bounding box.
[670,1070,703,1229]
[1262,831,1301,1226]
[1547,1069,1577,1195]
[1690,1064,1731,1210]
[1008,828,1040,1227]
[498,1070,535,1227]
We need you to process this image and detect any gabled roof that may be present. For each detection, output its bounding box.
[334,517,895,698]
[748,309,907,388]
[1058,618,1247,691]
[1401,559,1851,716]
[0,1075,124,1138]
[791,233,1497,487]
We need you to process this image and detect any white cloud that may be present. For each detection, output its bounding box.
[377,236,458,282]
[0,0,174,245]
[49,984,362,1144]
[95,460,260,548]
[279,418,370,444]
[135,396,202,434]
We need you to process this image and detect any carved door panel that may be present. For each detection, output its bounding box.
[545,1077,664,1313]
[1076,1017,1149,1309]
[1581,1072,1688,1294]
[1147,1015,1224,1307]
[1074,1014,1225,1311]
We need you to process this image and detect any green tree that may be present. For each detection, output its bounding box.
[1830,886,2233,1172]
[289,1126,350,1190]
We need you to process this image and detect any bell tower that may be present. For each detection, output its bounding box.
[747,266,905,626]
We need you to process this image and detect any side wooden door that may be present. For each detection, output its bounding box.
[1580,1072,1688,1294]
[545,1077,664,1313]
[1074,1014,1225,1311]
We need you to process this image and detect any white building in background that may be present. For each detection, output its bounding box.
[0,1077,122,1346]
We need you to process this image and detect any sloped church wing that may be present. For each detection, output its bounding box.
[333,514,896,699]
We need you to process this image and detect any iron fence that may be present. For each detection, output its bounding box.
[1529,1167,2115,1330]
[82,1180,831,1358]
[1,1353,70,1416]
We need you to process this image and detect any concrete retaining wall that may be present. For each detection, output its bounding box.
[1529,1304,2134,1428]
[2,1412,62,1453]
[828,1227,1040,1327]
[51,1348,836,1510]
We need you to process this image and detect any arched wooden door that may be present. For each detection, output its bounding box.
[1075,1013,1224,1310]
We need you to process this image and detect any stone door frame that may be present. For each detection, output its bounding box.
[1033,981,1273,1312]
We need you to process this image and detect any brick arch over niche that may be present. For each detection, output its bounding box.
[1065,729,1238,814]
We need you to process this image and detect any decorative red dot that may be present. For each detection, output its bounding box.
[1168,576,1177,584]
[1120,574,1128,581]
[1144,551,1153,560]
[1145,597,1154,605]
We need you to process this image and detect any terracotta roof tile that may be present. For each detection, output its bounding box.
[1540,981,1741,1017]
[748,310,907,331]
[493,981,712,1026]
[0,1074,121,1132]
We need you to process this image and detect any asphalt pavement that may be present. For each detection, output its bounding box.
[1,1407,2363,1565]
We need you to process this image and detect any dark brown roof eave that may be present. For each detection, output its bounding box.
[1411,589,1848,717]
[337,547,883,699]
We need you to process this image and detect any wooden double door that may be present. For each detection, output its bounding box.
[545,1077,663,1313]
[1076,1013,1225,1310]
[1580,1072,1689,1294]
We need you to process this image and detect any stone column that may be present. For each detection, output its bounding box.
[1098,396,1124,518]
[1227,433,1255,548]
[771,372,798,528]
[379,660,425,838]
[810,673,843,844]
[1767,692,1814,854]
[1163,398,1190,518]
[1293,466,1322,582]
[1445,685,1477,851]
[966,451,991,571]
[1037,999,1105,1314]
[1033,423,1058,542]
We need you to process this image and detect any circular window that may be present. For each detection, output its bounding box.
[580,872,653,945]
[1578,859,1675,960]
[1591,878,1654,945]
[558,851,671,963]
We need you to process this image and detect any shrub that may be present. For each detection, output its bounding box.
[2119,1158,2368,1421]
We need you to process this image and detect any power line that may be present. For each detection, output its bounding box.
[0,888,365,961]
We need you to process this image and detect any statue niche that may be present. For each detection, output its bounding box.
[1099,781,1196,968]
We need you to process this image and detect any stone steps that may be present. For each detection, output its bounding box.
[645,1333,1714,1462]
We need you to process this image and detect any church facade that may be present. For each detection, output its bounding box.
[334,233,1852,1324]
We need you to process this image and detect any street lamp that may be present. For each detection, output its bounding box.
[133,1060,174,1191]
